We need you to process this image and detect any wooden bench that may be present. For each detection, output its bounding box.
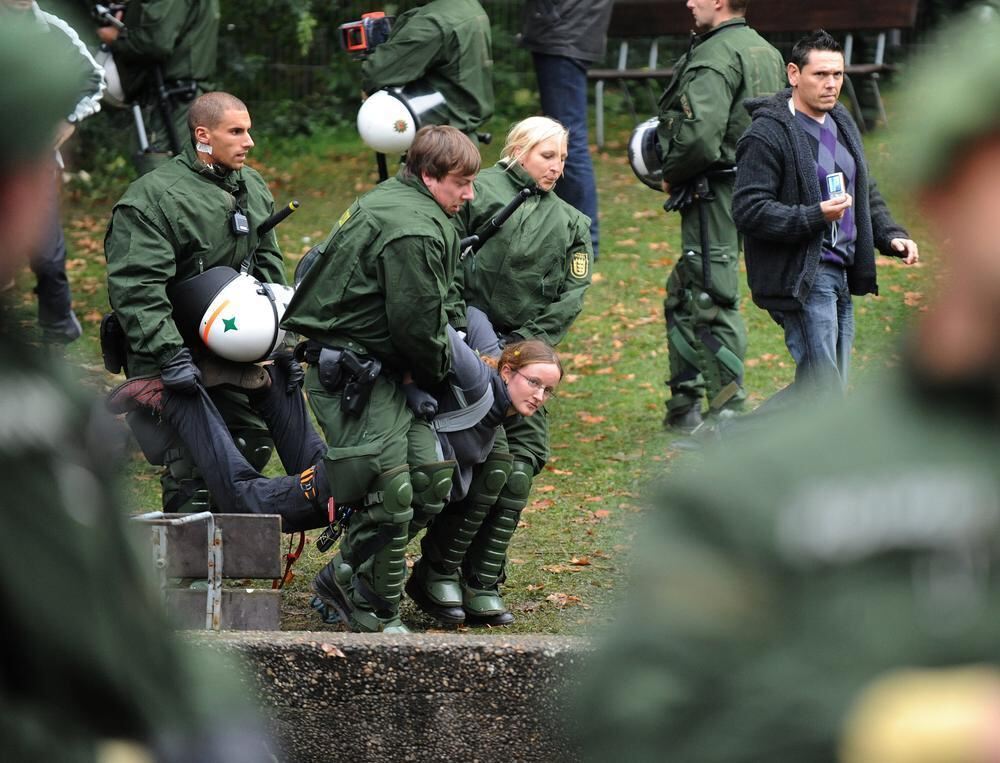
[132,512,283,630]
[589,0,919,145]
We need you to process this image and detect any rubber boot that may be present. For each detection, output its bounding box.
[314,465,414,634]
[462,459,531,626]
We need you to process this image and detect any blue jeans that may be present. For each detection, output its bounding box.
[532,52,600,260]
[764,263,854,409]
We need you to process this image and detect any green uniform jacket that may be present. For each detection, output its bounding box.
[361,0,494,134]
[457,161,593,345]
[0,324,257,758]
[110,0,219,97]
[282,172,456,389]
[577,363,1000,761]
[657,17,785,186]
[105,142,285,375]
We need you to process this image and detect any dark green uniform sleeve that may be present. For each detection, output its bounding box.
[105,205,186,367]
[575,485,776,761]
[659,66,733,185]
[361,13,442,92]
[514,217,593,345]
[111,0,188,63]
[382,234,452,387]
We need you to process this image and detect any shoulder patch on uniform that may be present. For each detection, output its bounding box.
[338,206,352,227]
[680,93,694,119]
[571,251,590,279]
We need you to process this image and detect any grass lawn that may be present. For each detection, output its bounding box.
[18,106,934,635]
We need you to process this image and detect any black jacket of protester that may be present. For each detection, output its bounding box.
[733,88,908,311]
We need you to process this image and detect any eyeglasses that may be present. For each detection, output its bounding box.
[513,370,557,400]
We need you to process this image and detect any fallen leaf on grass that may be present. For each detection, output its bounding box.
[577,412,606,425]
[529,498,555,510]
[903,291,924,307]
[547,468,574,476]
[542,564,583,574]
[569,556,591,566]
[535,484,556,493]
[546,592,583,608]
[526,583,545,592]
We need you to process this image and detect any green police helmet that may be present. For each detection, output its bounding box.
[897,7,1000,188]
[0,15,84,170]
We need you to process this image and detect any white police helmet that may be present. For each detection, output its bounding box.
[169,267,294,363]
[356,83,448,154]
[628,117,665,191]
[95,47,128,109]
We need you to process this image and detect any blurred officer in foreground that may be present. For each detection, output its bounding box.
[361,0,494,136]
[0,0,104,347]
[574,10,1000,762]
[0,15,271,763]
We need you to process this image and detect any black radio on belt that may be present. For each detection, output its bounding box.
[231,207,250,236]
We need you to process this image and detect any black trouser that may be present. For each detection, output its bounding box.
[30,175,78,342]
[160,364,329,532]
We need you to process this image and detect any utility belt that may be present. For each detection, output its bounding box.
[663,165,737,213]
[142,77,199,105]
[296,340,382,417]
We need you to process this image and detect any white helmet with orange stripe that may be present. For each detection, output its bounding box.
[168,267,294,363]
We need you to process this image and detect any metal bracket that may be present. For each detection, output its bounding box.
[131,511,223,631]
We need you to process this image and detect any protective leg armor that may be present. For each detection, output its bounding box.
[406,460,457,538]
[334,464,413,633]
[408,453,513,623]
[462,459,533,625]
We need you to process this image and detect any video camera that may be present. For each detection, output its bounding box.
[338,11,393,59]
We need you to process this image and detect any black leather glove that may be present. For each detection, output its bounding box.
[498,332,523,349]
[270,348,305,393]
[160,347,201,394]
[402,382,438,422]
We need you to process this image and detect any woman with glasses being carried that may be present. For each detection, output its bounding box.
[387,306,563,627]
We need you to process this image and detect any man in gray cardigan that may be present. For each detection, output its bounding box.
[733,30,918,405]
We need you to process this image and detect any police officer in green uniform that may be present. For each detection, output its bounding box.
[283,125,481,634]
[105,91,290,514]
[658,0,785,432]
[361,0,494,135]
[575,11,1000,760]
[97,0,219,173]
[448,116,592,624]
[0,17,270,761]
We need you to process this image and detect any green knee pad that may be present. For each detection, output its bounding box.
[366,464,414,525]
[422,452,514,573]
[231,428,273,473]
[408,460,457,536]
[465,460,533,588]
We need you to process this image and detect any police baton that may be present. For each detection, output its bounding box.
[460,185,539,261]
[239,200,301,274]
[258,200,301,238]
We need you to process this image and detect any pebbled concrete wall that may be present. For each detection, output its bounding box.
[192,632,588,763]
